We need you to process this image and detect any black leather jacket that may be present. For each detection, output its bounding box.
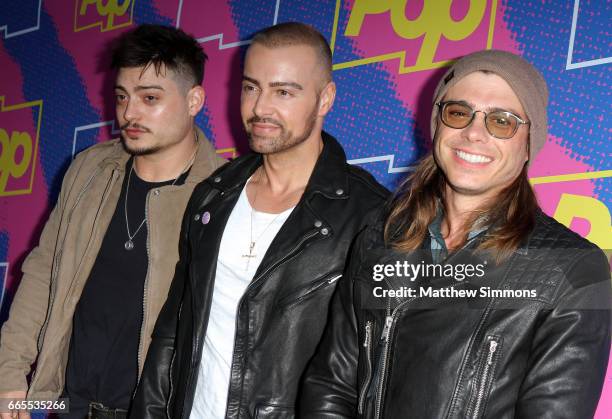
[130,133,389,418]
[301,210,611,419]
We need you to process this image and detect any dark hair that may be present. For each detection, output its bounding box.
[111,24,207,86]
[251,22,332,83]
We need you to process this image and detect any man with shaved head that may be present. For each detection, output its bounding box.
[131,22,388,418]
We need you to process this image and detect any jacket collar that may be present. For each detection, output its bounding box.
[96,127,221,185]
[208,131,350,200]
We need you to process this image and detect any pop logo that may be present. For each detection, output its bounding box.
[333,0,497,73]
[0,96,42,197]
[74,0,135,33]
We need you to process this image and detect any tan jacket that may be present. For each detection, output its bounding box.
[0,131,225,400]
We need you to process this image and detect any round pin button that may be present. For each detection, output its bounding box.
[201,211,211,224]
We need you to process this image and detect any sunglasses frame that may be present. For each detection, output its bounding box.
[436,101,530,139]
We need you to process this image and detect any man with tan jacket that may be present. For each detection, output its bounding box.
[0,24,225,418]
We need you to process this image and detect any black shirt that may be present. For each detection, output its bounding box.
[63,158,188,417]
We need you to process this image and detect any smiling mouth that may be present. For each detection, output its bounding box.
[455,149,492,164]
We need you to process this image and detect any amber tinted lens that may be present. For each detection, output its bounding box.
[441,102,473,128]
[485,111,519,138]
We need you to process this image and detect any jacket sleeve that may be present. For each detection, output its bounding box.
[0,154,86,394]
[300,233,365,418]
[130,193,194,418]
[515,248,612,419]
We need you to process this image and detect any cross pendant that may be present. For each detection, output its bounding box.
[242,242,257,259]
[242,242,256,270]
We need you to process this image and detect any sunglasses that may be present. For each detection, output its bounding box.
[437,101,530,139]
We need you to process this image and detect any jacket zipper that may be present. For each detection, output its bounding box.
[373,295,394,419]
[374,283,462,419]
[281,273,342,307]
[358,321,373,415]
[218,229,322,414]
[134,188,153,388]
[472,339,498,419]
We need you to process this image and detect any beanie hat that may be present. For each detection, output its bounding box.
[431,49,549,163]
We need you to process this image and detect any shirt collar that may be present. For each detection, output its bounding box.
[428,205,489,250]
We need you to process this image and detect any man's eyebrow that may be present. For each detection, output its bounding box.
[269,81,303,90]
[135,85,165,91]
[444,99,472,107]
[114,85,165,91]
[242,76,303,90]
[242,76,260,86]
[490,106,523,116]
[445,99,523,116]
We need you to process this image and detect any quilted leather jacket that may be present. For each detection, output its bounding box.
[130,132,389,418]
[301,210,611,419]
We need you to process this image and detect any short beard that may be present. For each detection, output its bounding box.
[119,122,159,156]
[247,99,319,155]
[121,138,162,156]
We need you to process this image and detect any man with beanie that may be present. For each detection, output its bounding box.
[300,49,611,418]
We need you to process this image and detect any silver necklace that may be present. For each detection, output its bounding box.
[124,140,198,251]
[241,168,283,270]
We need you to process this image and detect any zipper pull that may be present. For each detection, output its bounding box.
[328,274,342,284]
[381,316,393,341]
[487,340,498,364]
[363,322,372,347]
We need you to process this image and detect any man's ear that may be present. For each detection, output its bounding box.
[317,81,336,117]
[187,85,205,117]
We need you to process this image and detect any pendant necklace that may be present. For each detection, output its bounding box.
[242,168,283,270]
[124,135,198,250]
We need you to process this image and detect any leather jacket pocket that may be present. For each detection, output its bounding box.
[254,404,295,418]
[466,335,502,419]
[277,272,342,309]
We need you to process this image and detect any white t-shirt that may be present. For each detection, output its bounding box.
[190,182,294,419]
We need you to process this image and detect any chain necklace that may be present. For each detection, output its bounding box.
[241,168,283,270]
[124,136,198,251]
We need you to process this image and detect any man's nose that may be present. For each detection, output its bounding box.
[462,111,490,143]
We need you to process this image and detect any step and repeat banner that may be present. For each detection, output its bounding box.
[1,0,610,415]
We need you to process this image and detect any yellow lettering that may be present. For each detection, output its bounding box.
[554,194,612,252]
[79,0,98,15]
[0,129,33,194]
[345,0,390,36]
[79,0,131,29]
[346,0,487,67]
